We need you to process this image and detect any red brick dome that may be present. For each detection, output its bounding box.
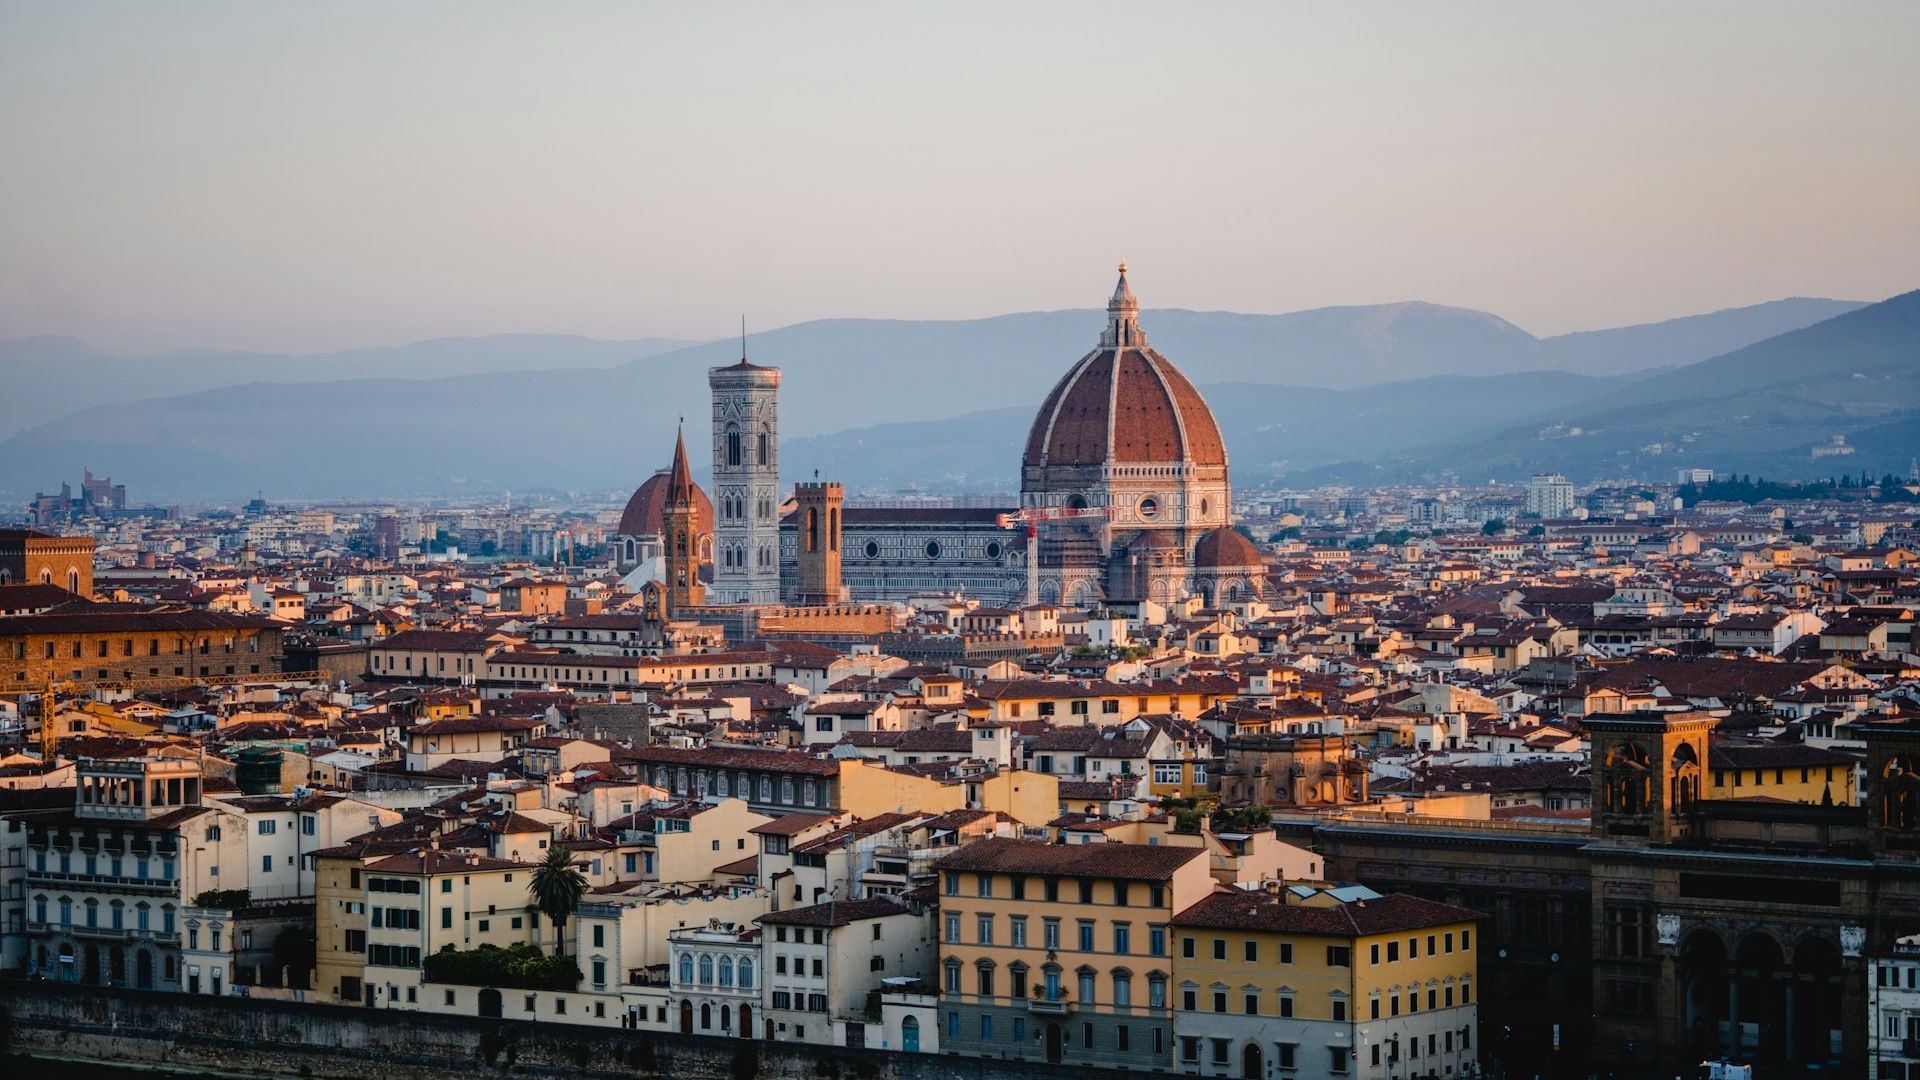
[1193,527,1263,569]
[618,470,711,537]
[1022,267,1226,472]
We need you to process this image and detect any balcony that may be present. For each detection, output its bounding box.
[27,868,177,895]
[1027,997,1072,1015]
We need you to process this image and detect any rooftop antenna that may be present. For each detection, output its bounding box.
[740,315,748,361]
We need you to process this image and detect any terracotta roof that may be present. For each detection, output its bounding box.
[931,837,1203,880]
[363,848,525,874]
[749,811,842,836]
[758,897,913,927]
[1171,890,1484,936]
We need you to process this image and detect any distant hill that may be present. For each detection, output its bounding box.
[1292,289,1920,486]
[1537,297,1865,376]
[0,333,698,442]
[0,294,1887,502]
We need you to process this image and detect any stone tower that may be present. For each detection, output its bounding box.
[709,351,782,606]
[662,426,705,613]
[1859,718,1920,859]
[1584,711,1714,845]
[793,481,844,605]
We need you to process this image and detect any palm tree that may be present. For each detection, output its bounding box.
[527,846,587,956]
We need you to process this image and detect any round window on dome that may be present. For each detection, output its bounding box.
[1137,496,1160,520]
[925,541,941,560]
[985,541,1002,560]
[864,541,880,560]
[1200,498,1210,517]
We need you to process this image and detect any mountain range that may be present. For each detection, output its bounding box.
[0,293,1905,503]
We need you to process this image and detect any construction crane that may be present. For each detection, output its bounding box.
[7,670,332,770]
[995,505,1117,607]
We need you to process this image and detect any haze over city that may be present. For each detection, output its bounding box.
[5,8,1920,1080]
[2,1,1916,354]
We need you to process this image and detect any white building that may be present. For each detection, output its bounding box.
[13,753,248,990]
[1872,934,1920,1079]
[668,919,763,1039]
[757,895,935,1048]
[1525,473,1576,518]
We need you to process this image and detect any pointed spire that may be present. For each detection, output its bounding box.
[1101,261,1146,348]
[665,425,695,509]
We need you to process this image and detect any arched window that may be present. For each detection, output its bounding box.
[718,956,734,987]
[727,428,742,467]
[1605,741,1652,815]
[1670,742,1701,810]
[738,959,754,989]
[67,569,80,594]
[678,952,694,984]
[1887,754,1920,829]
[757,430,769,465]
[698,954,714,984]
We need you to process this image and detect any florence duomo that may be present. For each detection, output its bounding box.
[6,7,1915,1079]
[613,265,1266,612]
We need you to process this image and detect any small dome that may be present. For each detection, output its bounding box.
[1193,528,1263,569]
[618,470,712,538]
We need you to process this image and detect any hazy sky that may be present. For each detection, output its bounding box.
[2,1,1916,354]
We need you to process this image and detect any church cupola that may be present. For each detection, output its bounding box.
[1100,262,1146,348]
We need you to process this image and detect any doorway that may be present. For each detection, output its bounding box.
[1242,1041,1263,1079]
[1045,1023,1063,1064]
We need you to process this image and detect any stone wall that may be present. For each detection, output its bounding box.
[0,982,1138,1080]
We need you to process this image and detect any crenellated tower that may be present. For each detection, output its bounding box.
[793,481,845,605]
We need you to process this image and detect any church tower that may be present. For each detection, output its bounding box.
[662,426,705,613]
[793,481,845,605]
[1584,711,1714,845]
[709,349,782,606]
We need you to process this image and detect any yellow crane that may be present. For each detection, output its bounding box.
[7,670,332,769]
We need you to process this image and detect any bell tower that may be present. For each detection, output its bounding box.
[709,347,782,606]
[1584,711,1715,845]
[662,427,705,614]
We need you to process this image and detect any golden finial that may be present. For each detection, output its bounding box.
[1118,261,1128,275]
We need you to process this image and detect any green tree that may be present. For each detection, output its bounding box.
[1481,519,1507,536]
[528,846,588,956]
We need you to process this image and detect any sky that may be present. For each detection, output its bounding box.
[1,1,1916,355]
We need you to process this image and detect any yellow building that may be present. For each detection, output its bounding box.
[1169,883,1481,1078]
[930,838,1214,1069]
[1707,742,1858,805]
[973,678,1237,726]
[359,846,538,1012]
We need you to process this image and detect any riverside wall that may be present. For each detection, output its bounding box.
[0,982,1136,1080]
